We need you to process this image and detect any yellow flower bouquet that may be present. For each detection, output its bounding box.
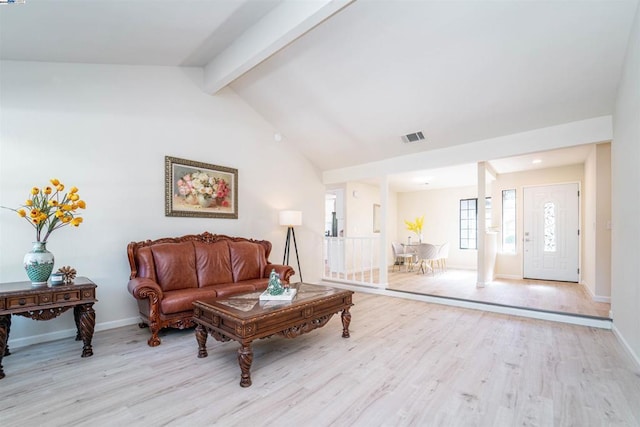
[2,178,86,243]
[2,178,87,284]
[405,215,425,239]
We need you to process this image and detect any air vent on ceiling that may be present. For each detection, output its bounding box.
[401,131,425,144]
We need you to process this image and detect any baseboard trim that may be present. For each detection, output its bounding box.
[612,324,640,369]
[321,281,612,330]
[581,281,612,303]
[7,316,141,349]
[494,274,522,280]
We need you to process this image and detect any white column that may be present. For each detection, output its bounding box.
[379,176,389,287]
[477,162,487,288]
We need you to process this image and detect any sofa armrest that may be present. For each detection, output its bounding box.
[127,277,164,301]
[265,264,296,283]
[127,277,164,347]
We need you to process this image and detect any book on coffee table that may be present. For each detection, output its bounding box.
[259,289,297,301]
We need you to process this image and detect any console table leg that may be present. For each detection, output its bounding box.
[238,343,253,387]
[0,314,10,380]
[1,314,10,356]
[341,308,351,338]
[74,304,95,357]
[74,304,81,341]
[195,324,208,358]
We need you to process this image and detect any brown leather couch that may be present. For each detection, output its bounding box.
[127,232,295,346]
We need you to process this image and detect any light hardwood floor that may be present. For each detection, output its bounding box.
[326,266,610,318]
[1,292,638,426]
[386,268,612,318]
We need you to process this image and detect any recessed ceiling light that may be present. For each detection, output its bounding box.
[413,176,434,183]
[532,159,542,164]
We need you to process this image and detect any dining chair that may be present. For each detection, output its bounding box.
[414,243,439,275]
[392,242,415,271]
[436,242,450,272]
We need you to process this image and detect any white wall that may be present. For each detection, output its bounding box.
[584,143,612,300]
[397,186,478,270]
[343,181,381,270]
[594,144,612,298]
[344,182,379,238]
[0,61,325,346]
[612,3,640,363]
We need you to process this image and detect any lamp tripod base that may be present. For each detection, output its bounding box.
[283,227,302,283]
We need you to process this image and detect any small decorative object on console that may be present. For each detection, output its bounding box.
[57,265,77,284]
[50,272,64,285]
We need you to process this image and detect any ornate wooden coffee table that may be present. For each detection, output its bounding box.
[193,283,353,387]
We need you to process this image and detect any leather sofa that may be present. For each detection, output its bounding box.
[127,232,295,346]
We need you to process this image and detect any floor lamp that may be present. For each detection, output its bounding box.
[279,210,303,282]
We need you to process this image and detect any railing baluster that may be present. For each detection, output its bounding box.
[323,236,381,286]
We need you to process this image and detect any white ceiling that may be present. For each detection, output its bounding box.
[1,0,636,189]
[0,0,281,66]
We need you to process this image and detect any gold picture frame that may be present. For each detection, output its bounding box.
[165,156,238,219]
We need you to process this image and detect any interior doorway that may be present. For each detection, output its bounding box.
[523,183,580,282]
[325,189,345,237]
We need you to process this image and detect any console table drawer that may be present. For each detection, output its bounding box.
[80,289,95,300]
[39,293,53,305]
[53,290,80,303]
[7,295,38,309]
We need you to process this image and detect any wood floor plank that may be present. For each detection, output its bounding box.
[0,292,638,426]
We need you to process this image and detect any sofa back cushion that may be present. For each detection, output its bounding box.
[151,242,198,292]
[229,240,266,282]
[194,240,234,287]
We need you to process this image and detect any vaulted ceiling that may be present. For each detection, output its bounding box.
[1,0,637,188]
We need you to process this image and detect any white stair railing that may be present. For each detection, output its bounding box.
[323,237,381,286]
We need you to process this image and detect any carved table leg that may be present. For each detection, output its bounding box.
[74,303,95,357]
[74,304,82,341]
[238,343,253,388]
[196,324,208,358]
[0,314,10,379]
[341,307,351,338]
[2,314,10,356]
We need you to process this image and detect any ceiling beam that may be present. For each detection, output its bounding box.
[203,0,354,95]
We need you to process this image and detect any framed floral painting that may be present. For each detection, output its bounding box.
[165,156,238,219]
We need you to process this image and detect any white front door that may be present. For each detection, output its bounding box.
[523,183,579,282]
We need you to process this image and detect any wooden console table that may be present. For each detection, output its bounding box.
[0,276,97,379]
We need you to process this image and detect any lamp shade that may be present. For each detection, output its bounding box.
[279,210,302,227]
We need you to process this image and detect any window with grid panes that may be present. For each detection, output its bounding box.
[502,189,516,253]
[459,198,477,249]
